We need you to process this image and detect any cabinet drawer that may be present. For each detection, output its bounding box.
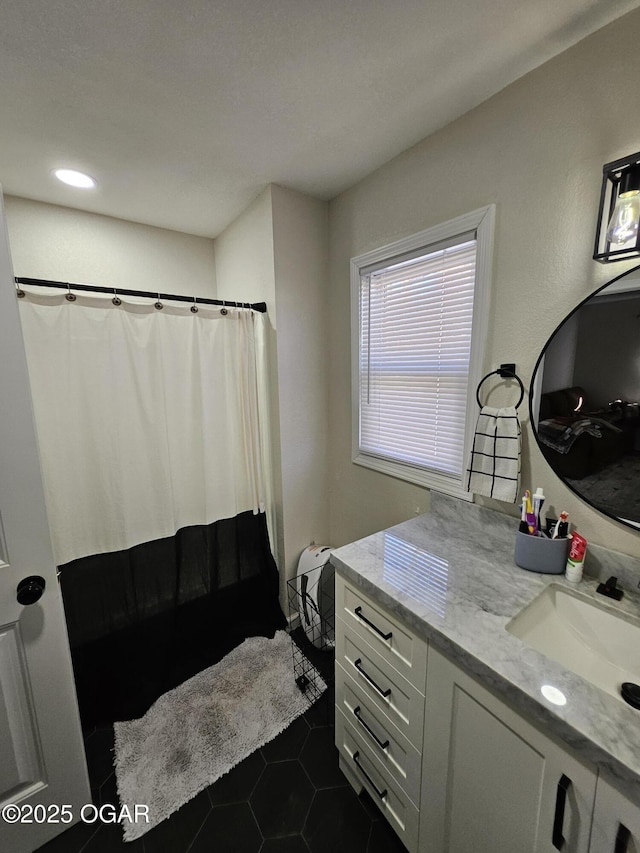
[336,626,425,748]
[336,664,422,801]
[336,574,427,693]
[336,698,421,806]
[336,714,420,853]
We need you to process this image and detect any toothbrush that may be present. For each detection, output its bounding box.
[524,490,537,535]
[519,495,529,534]
[552,511,569,539]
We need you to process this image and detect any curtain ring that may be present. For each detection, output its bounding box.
[65,282,76,302]
[220,299,228,316]
[190,296,198,314]
[154,292,163,310]
[112,288,122,306]
[15,280,25,298]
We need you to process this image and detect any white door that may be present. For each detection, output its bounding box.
[0,192,90,852]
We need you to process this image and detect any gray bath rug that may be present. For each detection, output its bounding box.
[113,630,325,841]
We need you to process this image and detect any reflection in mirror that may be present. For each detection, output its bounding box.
[531,266,640,530]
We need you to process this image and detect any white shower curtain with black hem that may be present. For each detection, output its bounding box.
[18,290,274,567]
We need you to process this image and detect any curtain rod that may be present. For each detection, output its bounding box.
[14,277,268,313]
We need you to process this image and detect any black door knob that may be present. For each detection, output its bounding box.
[17,575,46,605]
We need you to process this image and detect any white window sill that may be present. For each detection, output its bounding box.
[352,452,474,502]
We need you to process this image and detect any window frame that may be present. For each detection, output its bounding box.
[350,205,495,499]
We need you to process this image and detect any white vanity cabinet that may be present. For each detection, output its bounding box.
[589,776,640,853]
[333,569,640,853]
[420,646,597,853]
[334,574,427,852]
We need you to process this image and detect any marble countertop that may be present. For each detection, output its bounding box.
[330,492,640,796]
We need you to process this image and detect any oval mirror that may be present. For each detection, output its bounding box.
[530,264,640,531]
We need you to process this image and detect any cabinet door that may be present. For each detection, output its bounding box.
[420,647,596,853]
[590,775,640,853]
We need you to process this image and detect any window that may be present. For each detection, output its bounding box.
[351,206,494,498]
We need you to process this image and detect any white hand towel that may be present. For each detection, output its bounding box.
[466,406,521,503]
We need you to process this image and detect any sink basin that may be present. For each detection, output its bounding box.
[506,584,640,702]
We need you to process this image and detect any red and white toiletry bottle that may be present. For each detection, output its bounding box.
[565,531,587,583]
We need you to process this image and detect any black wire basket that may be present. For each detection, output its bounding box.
[287,567,335,709]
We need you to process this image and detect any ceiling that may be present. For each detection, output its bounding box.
[1,0,638,238]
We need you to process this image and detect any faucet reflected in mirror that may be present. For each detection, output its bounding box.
[530,265,640,531]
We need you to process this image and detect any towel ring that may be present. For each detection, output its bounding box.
[476,366,525,409]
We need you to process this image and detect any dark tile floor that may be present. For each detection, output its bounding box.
[36,687,407,853]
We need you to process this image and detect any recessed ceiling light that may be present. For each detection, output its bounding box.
[53,168,96,189]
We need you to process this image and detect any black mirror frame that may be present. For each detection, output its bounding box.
[529,262,640,532]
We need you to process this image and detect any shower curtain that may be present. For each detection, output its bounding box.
[18,290,285,723]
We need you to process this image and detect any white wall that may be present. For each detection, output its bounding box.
[214,187,276,321]
[327,7,640,558]
[4,196,216,298]
[271,185,330,595]
[214,187,285,578]
[214,185,330,604]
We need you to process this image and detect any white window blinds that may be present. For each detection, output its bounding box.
[359,236,477,479]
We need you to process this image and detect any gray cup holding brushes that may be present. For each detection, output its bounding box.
[514,532,570,574]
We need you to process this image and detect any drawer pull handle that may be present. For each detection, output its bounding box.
[354,606,393,641]
[552,774,571,850]
[353,706,389,750]
[353,750,387,800]
[353,658,391,698]
[615,823,631,853]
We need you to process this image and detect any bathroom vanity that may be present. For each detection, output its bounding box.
[331,493,640,852]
